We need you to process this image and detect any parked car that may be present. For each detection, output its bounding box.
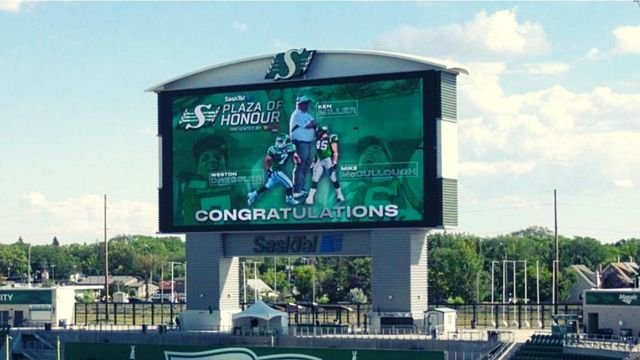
[150,293,173,303]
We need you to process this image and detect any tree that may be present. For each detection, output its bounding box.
[613,239,640,263]
[52,236,60,247]
[429,233,483,303]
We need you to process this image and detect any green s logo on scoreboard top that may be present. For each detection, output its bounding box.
[266,48,315,81]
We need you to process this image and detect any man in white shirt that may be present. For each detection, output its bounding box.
[289,95,316,198]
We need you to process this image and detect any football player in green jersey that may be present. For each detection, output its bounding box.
[305,126,345,205]
[178,135,244,225]
[343,136,422,220]
[247,134,302,206]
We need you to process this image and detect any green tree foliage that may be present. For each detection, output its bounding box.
[427,227,640,304]
[0,235,183,282]
[429,233,483,303]
[3,229,640,305]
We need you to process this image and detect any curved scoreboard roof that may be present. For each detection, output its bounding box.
[147,49,468,92]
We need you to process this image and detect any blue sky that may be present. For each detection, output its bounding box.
[1,1,639,244]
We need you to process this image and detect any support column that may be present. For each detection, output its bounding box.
[369,229,428,331]
[183,233,240,331]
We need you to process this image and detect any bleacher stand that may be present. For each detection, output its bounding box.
[512,334,617,360]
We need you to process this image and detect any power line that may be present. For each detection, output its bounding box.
[460,203,552,213]
[558,202,640,211]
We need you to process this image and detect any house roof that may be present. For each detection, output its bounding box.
[570,265,597,287]
[247,279,273,293]
[602,262,639,288]
[75,276,144,288]
[158,279,185,291]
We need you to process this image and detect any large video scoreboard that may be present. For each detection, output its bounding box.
[156,51,460,233]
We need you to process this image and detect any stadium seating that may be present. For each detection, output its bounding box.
[511,334,617,360]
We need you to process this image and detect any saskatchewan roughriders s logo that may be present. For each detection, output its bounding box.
[179,104,221,130]
[164,347,324,360]
[265,48,315,81]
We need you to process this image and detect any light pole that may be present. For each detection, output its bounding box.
[253,261,261,302]
[491,260,500,327]
[5,334,12,360]
[161,264,165,303]
[287,257,292,292]
[311,257,316,304]
[169,261,183,303]
[242,261,247,305]
[273,257,277,293]
[50,264,56,284]
[144,245,153,299]
[491,260,501,303]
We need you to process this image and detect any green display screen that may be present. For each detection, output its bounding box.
[165,76,426,231]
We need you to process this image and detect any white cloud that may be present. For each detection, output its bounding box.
[586,47,602,60]
[232,21,248,32]
[374,9,549,59]
[23,193,156,239]
[614,179,635,189]
[614,25,640,54]
[459,161,536,176]
[0,0,22,12]
[458,62,640,187]
[270,39,293,51]
[519,62,570,75]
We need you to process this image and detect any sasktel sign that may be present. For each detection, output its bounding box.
[252,234,343,254]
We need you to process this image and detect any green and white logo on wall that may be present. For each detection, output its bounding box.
[165,347,321,360]
[0,290,52,304]
[585,291,640,306]
[265,48,315,80]
[65,344,446,360]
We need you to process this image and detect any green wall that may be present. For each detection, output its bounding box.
[65,343,446,360]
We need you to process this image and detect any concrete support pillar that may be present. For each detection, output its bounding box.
[183,233,240,331]
[369,229,428,330]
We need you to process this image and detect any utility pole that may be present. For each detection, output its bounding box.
[537,260,541,327]
[104,194,109,321]
[524,259,528,326]
[28,244,32,288]
[513,260,517,323]
[554,189,559,316]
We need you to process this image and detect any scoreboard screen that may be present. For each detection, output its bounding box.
[160,73,430,232]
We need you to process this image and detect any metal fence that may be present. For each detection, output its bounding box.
[74,302,187,326]
[74,302,582,330]
[427,303,583,329]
